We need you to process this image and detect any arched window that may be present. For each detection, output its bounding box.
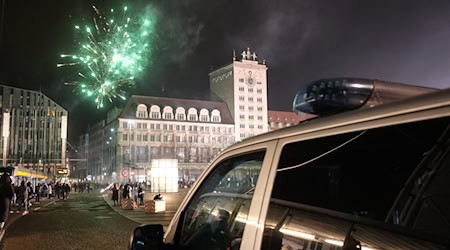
[188,108,198,121]
[136,104,148,118]
[176,107,186,120]
[163,106,174,120]
[150,105,161,119]
[199,109,210,122]
[211,109,221,123]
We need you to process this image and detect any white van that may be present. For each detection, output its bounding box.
[130,80,450,250]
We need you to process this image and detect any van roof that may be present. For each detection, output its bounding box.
[226,87,450,152]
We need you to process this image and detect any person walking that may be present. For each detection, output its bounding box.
[16,181,28,215]
[0,174,14,236]
[25,182,34,209]
[123,184,130,200]
[35,183,41,204]
[137,184,144,206]
[118,184,124,205]
[48,183,53,199]
[111,184,119,206]
[132,184,138,203]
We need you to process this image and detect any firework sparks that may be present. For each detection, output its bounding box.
[58,5,156,108]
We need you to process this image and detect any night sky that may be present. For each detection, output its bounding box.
[1,0,450,140]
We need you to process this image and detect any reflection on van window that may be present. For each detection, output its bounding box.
[179,151,265,250]
[265,117,450,250]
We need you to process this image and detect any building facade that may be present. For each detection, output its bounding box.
[0,84,68,179]
[79,48,308,187]
[268,110,315,131]
[209,48,269,142]
[82,96,235,187]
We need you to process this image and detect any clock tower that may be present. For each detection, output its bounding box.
[209,48,268,142]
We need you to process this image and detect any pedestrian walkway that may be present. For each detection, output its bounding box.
[3,195,62,235]
[102,188,190,230]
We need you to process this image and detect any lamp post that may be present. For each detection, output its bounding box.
[2,111,10,167]
[109,128,115,182]
[128,121,135,183]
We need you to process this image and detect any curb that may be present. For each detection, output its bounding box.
[3,199,58,233]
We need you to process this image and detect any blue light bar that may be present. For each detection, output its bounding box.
[293,78,436,116]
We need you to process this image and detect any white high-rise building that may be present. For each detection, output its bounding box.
[209,48,269,142]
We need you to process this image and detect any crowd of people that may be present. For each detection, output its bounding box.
[109,182,147,207]
[0,176,96,237]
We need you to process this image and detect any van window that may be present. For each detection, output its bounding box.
[178,151,265,250]
[264,117,450,249]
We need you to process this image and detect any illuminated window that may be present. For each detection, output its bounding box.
[151,112,159,119]
[200,109,210,122]
[150,105,161,119]
[163,106,174,120]
[176,107,186,120]
[136,104,148,118]
[188,108,198,121]
[211,109,221,123]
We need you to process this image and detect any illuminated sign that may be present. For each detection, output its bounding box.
[121,168,129,177]
[57,168,69,175]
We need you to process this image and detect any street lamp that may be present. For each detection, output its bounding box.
[2,111,10,167]
[128,121,135,183]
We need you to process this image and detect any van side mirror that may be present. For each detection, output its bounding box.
[129,224,164,250]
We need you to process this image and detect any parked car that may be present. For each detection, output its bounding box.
[131,79,450,250]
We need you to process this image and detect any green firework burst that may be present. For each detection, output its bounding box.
[58,5,156,109]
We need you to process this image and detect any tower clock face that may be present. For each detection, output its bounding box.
[246,70,255,86]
